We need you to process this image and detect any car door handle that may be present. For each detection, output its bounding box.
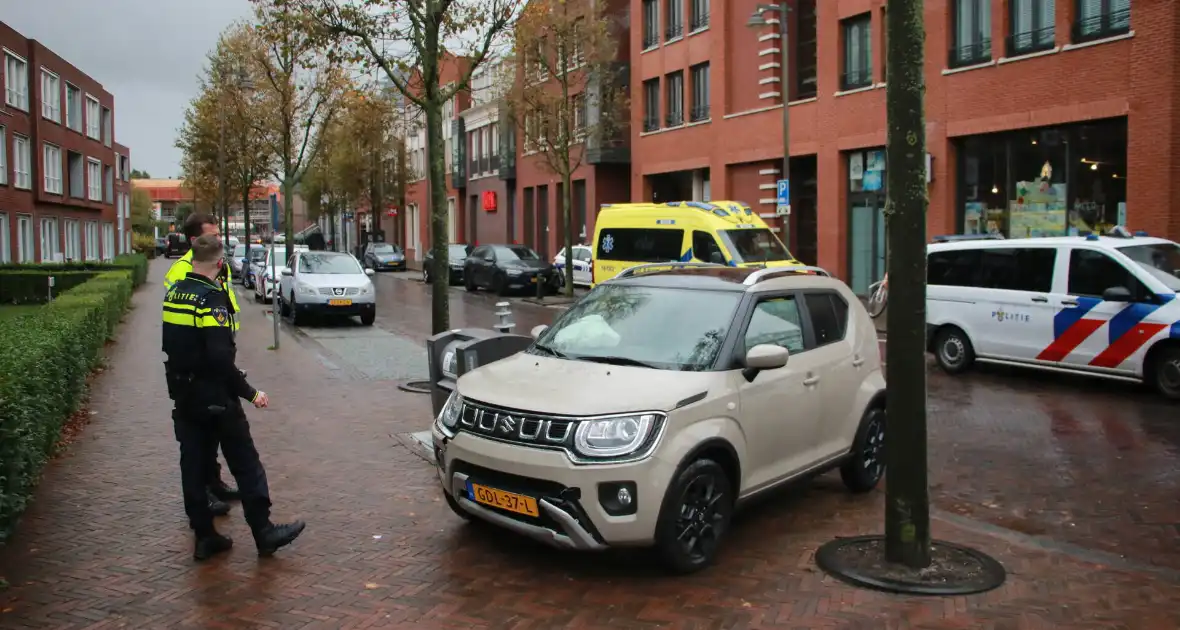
[1031,296,1048,303]
[803,375,820,386]
[1061,299,1078,306]
[852,357,865,367]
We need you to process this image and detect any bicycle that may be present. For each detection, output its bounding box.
[866,272,888,319]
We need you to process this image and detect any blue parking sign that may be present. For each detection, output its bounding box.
[776,179,790,205]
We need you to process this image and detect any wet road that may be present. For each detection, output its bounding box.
[355,272,1180,571]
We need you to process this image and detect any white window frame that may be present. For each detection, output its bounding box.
[0,213,9,263]
[17,214,33,263]
[13,134,31,190]
[0,126,7,186]
[85,94,101,140]
[4,51,29,111]
[63,219,80,262]
[39,216,60,262]
[43,143,63,194]
[102,222,115,261]
[86,157,102,200]
[84,220,99,261]
[40,68,61,123]
[65,82,82,132]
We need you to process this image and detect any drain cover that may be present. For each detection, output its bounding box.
[397,379,432,394]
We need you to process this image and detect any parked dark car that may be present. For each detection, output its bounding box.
[362,242,406,271]
[463,244,558,295]
[423,243,472,285]
[154,238,167,256]
[164,233,189,258]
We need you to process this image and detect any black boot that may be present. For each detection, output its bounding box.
[209,480,241,502]
[193,531,233,561]
[208,491,231,517]
[254,521,306,557]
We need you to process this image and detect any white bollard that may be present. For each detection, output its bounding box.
[494,301,514,333]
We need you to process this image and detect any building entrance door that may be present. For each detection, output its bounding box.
[848,192,886,296]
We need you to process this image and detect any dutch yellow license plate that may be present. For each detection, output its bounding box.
[530,276,538,283]
[328,299,352,306]
[469,483,539,517]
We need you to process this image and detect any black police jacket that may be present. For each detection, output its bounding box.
[162,272,259,411]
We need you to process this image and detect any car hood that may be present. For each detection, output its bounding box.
[505,259,551,271]
[456,353,717,416]
[297,273,371,288]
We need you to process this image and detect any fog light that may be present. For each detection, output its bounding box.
[617,487,632,506]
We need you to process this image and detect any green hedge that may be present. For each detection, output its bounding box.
[0,271,98,305]
[0,268,136,542]
[0,252,148,289]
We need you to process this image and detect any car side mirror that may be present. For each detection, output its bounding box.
[280,267,293,277]
[742,344,789,382]
[530,324,549,340]
[365,268,375,276]
[1101,286,1132,301]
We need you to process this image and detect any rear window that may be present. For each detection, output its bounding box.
[596,228,684,262]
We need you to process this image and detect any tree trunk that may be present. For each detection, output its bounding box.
[883,0,931,570]
[242,186,252,251]
[425,95,450,333]
[329,207,338,251]
[562,168,574,297]
[282,178,294,261]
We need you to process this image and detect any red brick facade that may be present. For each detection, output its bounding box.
[0,20,130,264]
[630,0,1180,282]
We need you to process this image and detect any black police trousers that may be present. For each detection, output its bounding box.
[173,404,272,536]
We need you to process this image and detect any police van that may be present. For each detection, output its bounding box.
[926,230,1180,399]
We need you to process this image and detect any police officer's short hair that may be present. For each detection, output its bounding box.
[183,213,218,241]
[191,234,224,264]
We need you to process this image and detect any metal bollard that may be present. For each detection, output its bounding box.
[493,301,515,333]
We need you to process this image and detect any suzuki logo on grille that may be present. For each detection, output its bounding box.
[497,414,517,434]
[461,404,573,445]
[333,288,345,296]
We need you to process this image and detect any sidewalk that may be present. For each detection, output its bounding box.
[0,259,1178,629]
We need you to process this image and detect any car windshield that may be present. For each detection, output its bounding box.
[232,245,247,258]
[449,245,470,258]
[298,253,362,274]
[371,243,400,253]
[536,285,741,371]
[719,228,793,263]
[249,248,267,262]
[495,245,541,261]
[1118,242,1180,291]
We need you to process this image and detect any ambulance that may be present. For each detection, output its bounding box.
[925,231,1180,399]
[591,200,802,285]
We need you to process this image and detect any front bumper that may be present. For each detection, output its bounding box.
[432,423,675,549]
[371,260,406,271]
[293,298,375,317]
[505,270,558,290]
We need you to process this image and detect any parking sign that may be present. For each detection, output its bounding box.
[776,179,791,216]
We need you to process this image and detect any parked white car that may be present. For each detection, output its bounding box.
[553,245,593,287]
[278,250,377,326]
[253,245,309,303]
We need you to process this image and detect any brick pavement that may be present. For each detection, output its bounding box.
[1,260,1179,629]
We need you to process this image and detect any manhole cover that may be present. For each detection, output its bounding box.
[397,379,432,394]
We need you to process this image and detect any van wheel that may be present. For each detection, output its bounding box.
[1150,346,1180,400]
[841,406,886,493]
[934,326,975,374]
[654,458,734,574]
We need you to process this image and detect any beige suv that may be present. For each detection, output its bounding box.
[431,263,886,572]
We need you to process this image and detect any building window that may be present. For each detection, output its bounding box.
[41,69,61,122]
[102,223,114,261]
[795,0,818,99]
[13,134,31,190]
[690,0,709,31]
[101,107,112,147]
[17,215,33,263]
[104,164,114,203]
[643,78,660,132]
[4,52,29,111]
[571,94,586,137]
[85,95,101,139]
[64,219,80,262]
[665,71,684,127]
[0,213,8,263]
[0,126,6,186]
[841,14,872,90]
[570,18,585,66]
[87,158,102,200]
[665,0,683,40]
[66,83,82,132]
[85,221,99,261]
[40,217,60,262]
[950,0,992,68]
[1008,0,1055,56]
[68,151,84,198]
[689,62,710,121]
[642,0,660,49]
[43,143,63,194]
[534,40,548,81]
[1073,0,1130,43]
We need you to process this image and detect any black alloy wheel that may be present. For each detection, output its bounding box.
[840,406,886,492]
[656,459,734,574]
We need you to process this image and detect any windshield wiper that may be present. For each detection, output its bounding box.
[531,343,568,359]
[575,355,662,369]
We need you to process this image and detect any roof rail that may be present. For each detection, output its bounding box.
[613,262,727,280]
[931,234,1005,243]
[743,265,831,285]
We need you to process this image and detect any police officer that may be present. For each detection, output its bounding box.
[164,213,240,517]
[163,234,305,561]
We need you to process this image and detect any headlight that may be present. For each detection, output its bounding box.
[437,390,464,430]
[573,413,659,459]
[359,282,373,295]
[441,349,458,378]
[297,282,316,295]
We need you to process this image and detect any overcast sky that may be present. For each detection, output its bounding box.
[4,0,255,178]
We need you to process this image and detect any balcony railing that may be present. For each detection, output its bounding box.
[642,29,659,49]
[1006,26,1056,57]
[690,10,709,31]
[665,111,684,127]
[948,39,992,68]
[840,68,872,91]
[1071,8,1130,44]
[665,20,683,41]
[642,117,659,132]
[689,105,710,122]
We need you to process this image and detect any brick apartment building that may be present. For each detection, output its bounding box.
[632,0,1179,293]
[0,20,132,264]
[131,177,284,238]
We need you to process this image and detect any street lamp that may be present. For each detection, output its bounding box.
[747,2,792,249]
[216,61,256,246]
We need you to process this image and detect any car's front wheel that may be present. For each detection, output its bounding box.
[465,273,477,292]
[1149,344,1180,400]
[654,458,734,574]
[934,326,975,374]
[360,309,375,326]
[422,266,431,283]
[840,405,886,493]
